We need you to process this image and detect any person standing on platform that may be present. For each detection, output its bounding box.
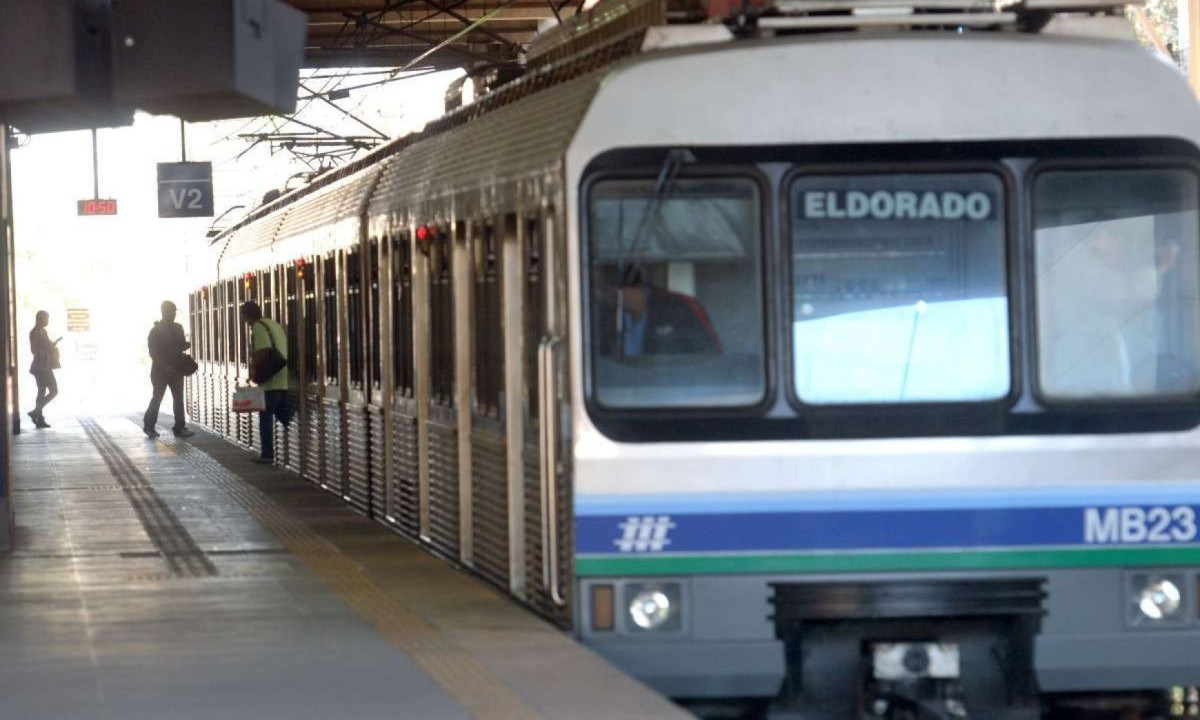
[143,301,194,438]
[240,301,290,464]
[27,310,59,429]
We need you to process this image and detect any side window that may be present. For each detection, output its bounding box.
[473,222,504,417]
[369,239,381,391]
[393,232,415,399]
[262,269,274,323]
[285,265,299,380]
[225,280,237,364]
[429,226,454,406]
[346,248,365,389]
[524,214,545,424]
[323,254,339,384]
[302,260,318,385]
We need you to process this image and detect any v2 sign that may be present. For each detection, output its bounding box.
[157,162,214,218]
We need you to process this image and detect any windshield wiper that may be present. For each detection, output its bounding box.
[614,148,695,359]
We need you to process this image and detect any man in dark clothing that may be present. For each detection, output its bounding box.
[143,301,194,438]
[594,272,722,358]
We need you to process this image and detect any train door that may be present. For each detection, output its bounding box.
[388,229,419,538]
[224,278,238,439]
[464,217,509,583]
[365,237,385,518]
[345,245,372,515]
[523,205,571,623]
[318,252,346,497]
[236,274,253,451]
[201,286,214,430]
[424,221,460,559]
[300,257,320,481]
[283,260,303,475]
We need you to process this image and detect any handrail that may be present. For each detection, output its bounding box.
[538,336,567,606]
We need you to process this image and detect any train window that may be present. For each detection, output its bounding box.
[588,177,765,409]
[1034,167,1200,401]
[474,222,504,417]
[790,172,1009,404]
[285,266,299,382]
[347,249,365,388]
[323,255,339,383]
[525,215,545,423]
[226,280,237,363]
[368,240,381,390]
[393,232,415,398]
[212,285,222,364]
[262,270,274,320]
[430,227,455,406]
[303,263,318,385]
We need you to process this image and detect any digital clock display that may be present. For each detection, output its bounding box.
[77,199,117,216]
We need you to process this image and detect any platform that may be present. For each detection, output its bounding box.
[0,415,693,720]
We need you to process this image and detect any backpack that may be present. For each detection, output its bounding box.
[249,320,287,385]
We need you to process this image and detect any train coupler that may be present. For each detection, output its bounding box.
[766,578,1046,720]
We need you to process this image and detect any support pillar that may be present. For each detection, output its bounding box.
[0,126,16,552]
[1189,0,1200,96]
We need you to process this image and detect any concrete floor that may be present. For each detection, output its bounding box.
[0,415,691,720]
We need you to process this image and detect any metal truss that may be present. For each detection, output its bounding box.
[318,0,532,69]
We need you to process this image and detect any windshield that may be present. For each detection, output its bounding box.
[587,176,765,409]
[790,173,1010,404]
[1034,168,1200,400]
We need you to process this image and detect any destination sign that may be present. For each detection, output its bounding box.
[77,199,118,216]
[800,190,994,221]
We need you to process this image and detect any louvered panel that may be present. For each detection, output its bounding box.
[551,449,573,628]
[471,427,508,589]
[273,166,384,257]
[368,408,387,519]
[240,405,254,449]
[389,407,419,538]
[275,413,295,470]
[285,395,306,475]
[427,418,459,559]
[302,396,322,483]
[346,407,371,515]
[523,442,546,610]
[199,371,210,430]
[368,72,603,220]
[321,400,346,497]
[249,407,261,455]
[209,376,221,436]
[226,377,240,443]
[185,376,197,419]
[218,207,288,278]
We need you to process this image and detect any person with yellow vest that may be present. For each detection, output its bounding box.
[240,301,290,464]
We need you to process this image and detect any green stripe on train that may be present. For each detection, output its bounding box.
[575,546,1200,576]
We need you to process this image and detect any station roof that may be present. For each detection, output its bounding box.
[290,0,570,69]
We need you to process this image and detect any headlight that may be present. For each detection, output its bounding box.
[629,589,672,630]
[1138,578,1183,620]
[623,582,683,633]
[1128,572,1188,627]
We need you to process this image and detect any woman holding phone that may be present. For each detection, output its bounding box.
[28,310,60,429]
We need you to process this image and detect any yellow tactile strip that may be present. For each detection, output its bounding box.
[162,433,546,720]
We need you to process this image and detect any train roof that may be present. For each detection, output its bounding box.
[209,0,1191,278]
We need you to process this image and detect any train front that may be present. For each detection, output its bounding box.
[562,20,1200,720]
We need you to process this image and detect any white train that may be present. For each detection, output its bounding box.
[191,2,1200,717]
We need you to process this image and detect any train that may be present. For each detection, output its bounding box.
[189,1,1200,717]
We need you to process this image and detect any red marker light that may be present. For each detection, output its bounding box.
[416,225,429,242]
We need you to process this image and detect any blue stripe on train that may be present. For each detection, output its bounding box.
[575,504,1200,555]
